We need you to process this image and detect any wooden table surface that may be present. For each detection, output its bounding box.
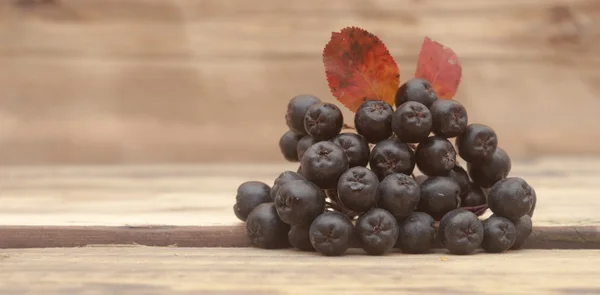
[0,157,599,294]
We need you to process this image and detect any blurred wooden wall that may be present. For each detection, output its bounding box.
[0,0,599,165]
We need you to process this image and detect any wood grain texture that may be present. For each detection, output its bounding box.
[0,0,600,165]
[0,247,599,294]
[0,158,599,249]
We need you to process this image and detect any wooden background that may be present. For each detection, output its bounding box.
[0,0,599,165]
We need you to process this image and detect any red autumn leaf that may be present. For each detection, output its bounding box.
[414,37,462,99]
[323,27,400,112]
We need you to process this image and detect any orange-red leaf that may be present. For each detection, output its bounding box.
[323,27,400,112]
[414,37,462,99]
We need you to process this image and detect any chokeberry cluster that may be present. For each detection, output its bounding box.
[234,83,536,256]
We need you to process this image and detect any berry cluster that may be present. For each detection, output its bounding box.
[234,79,536,256]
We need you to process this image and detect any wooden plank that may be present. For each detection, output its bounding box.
[0,247,599,294]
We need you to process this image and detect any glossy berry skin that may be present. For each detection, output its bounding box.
[377,173,421,219]
[415,136,457,177]
[296,135,321,160]
[274,180,325,226]
[355,208,399,255]
[395,212,436,254]
[394,78,438,108]
[285,94,321,135]
[438,209,484,255]
[462,183,487,207]
[354,100,394,144]
[429,99,468,138]
[309,211,355,256]
[508,214,533,250]
[270,171,305,200]
[391,101,433,143]
[456,124,498,164]
[337,166,380,213]
[467,147,511,188]
[233,181,272,222]
[279,130,303,162]
[245,203,291,249]
[417,176,461,220]
[481,215,516,253]
[447,165,470,198]
[369,138,416,181]
[288,224,315,251]
[488,177,535,220]
[301,141,349,189]
[304,102,344,141]
[331,133,370,168]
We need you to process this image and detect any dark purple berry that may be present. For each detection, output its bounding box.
[377,173,421,219]
[482,215,516,253]
[447,165,470,197]
[467,147,511,188]
[288,224,315,251]
[354,100,394,144]
[279,130,303,162]
[430,99,468,138]
[438,209,484,255]
[246,203,290,249]
[304,102,343,141]
[414,174,428,185]
[509,214,533,250]
[337,166,379,213]
[462,183,487,207]
[391,101,432,143]
[331,133,370,168]
[415,136,457,176]
[301,141,349,189]
[488,177,535,220]
[369,138,416,181]
[274,180,325,226]
[355,208,399,255]
[528,189,537,217]
[417,176,460,220]
[395,212,436,254]
[285,94,321,135]
[296,135,321,160]
[270,171,305,200]
[395,78,438,108]
[309,211,354,256]
[456,123,498,164]
[233,181,271,222]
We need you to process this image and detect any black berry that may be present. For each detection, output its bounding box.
[395,212,436,254]
[355,208,399,255]
[331,133,370,168]
[509,214,533,250]
[488,177,535,220]
[274,179,325,226]
[528,190,537,217]
[304,102,343,141]
[233,181,272,222]
[430,99,468,138]
[296,135,321,160]
[288,224,315,251]
[438,209,484,255]
[415,136,457,177]
[270,171,305,201]
[309,211,355,256]
[455,123,498,164]
[354,100,394,144]
[337,166,380,213]
[462,183,487,207]
[481,215,516,253]
[391,101,432,143]
[285,94,321,135]
[467,147,511,188]
[246,203,290,249]
[377,173,421,219]
[417,176,460,220]
[394,78,438,108]
[279,130,303,162]
[447,165,470,197]
[369,138,416,181]
[301,141,349,189]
